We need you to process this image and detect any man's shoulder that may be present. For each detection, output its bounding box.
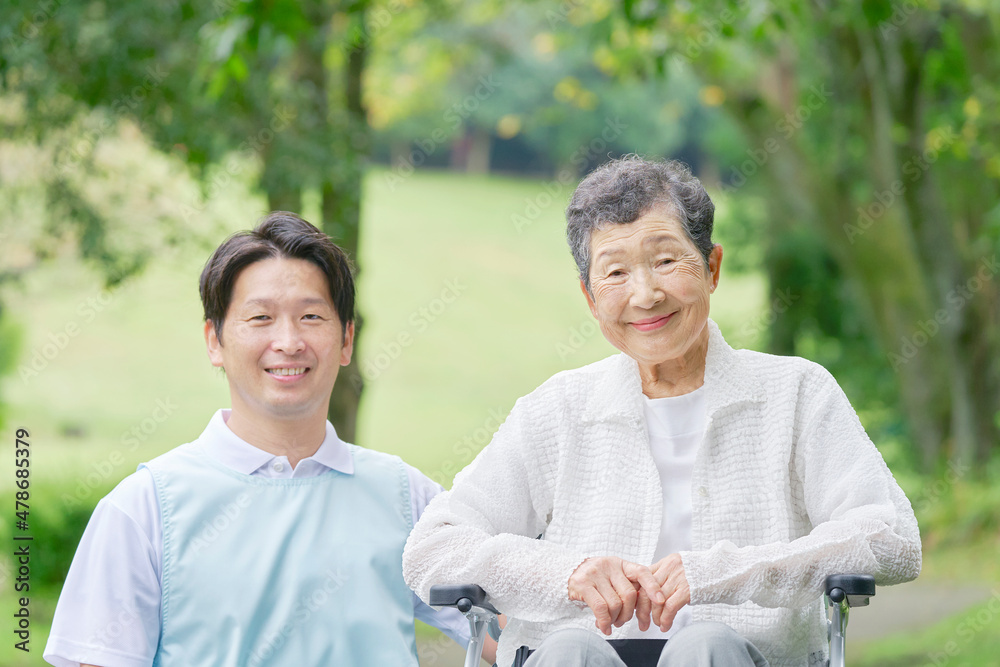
[343,442,404,468]
[140,441,203,470]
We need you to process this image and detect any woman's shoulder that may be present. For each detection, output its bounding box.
[728,346,843,399]
[515,354,629,412]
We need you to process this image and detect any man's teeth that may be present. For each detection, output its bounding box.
[268,368,307,376]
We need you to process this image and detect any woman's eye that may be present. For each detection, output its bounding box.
[250,315,270,321]
[658,258,674,266]
[608,270,625,278]
[303,314,322,320]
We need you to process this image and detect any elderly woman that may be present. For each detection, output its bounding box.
[403,156,921,667]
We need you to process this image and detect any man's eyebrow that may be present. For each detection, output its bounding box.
[241,297,332,308]
[240,298,275,308]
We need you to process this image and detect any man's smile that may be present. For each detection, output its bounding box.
[266,366,310,377]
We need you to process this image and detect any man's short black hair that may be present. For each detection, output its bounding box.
[199,211,355,342]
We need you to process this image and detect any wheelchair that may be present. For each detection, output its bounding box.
[430,573,875,667]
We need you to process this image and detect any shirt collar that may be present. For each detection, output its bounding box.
[199,409,355,476]
[584,318,764,425]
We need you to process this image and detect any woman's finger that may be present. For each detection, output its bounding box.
[609,564,638,627]
[593,576,624,632]
[635,589,652,631]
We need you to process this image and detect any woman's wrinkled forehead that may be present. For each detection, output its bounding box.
[591,202,686,245]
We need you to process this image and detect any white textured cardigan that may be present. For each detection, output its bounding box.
[403,320,921,667]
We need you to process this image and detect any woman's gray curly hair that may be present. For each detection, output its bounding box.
[566,155,715,290]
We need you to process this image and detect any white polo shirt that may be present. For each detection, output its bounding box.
[43,410,471,667]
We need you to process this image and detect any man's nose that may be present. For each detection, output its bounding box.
[271,319,306,353]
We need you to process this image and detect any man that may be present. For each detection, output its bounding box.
[45,212,485,666]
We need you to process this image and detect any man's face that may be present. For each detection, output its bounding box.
[205,256,353,424]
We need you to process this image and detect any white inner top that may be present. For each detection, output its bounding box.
[625,385,706,639]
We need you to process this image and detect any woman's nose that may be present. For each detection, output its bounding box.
[629,269,664,309]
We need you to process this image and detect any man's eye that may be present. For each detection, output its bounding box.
[658,258,674,266]
[250,315,270,321]
[608,270,625,278]
[303,314,323,320]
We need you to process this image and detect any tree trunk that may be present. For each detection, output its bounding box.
[266,186,302,215]
[465,126,492,174]
[265,0,369,443]
[321,2,370,444]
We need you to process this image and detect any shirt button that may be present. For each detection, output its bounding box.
[698,486,708,497]
[273,461,285,473]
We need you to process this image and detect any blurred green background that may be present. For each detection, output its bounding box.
[1,1,999,665]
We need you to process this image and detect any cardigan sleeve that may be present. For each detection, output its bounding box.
[403,395,590,622]
[679,367,922,609]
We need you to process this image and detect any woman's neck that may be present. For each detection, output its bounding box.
[639,326,710,398]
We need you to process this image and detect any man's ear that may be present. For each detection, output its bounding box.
[205,320,224,368]
[580,279,599,318]
[339,320,355,367]
[708,244,723,293]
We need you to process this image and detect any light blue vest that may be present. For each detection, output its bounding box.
[142,441,419,666]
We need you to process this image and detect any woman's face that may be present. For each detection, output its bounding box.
[583,206,722,368]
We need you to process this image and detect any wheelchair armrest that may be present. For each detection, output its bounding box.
[430,584,500,615]
[430,585,501,667]
[825,574,876,608]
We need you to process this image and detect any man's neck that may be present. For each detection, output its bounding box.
[224,408,328,469]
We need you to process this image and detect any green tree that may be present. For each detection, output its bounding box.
[592,0,1000,467]
[1,0,374,440]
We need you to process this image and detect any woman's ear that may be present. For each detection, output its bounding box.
[580,279,599,318]
[708,244,723,293]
